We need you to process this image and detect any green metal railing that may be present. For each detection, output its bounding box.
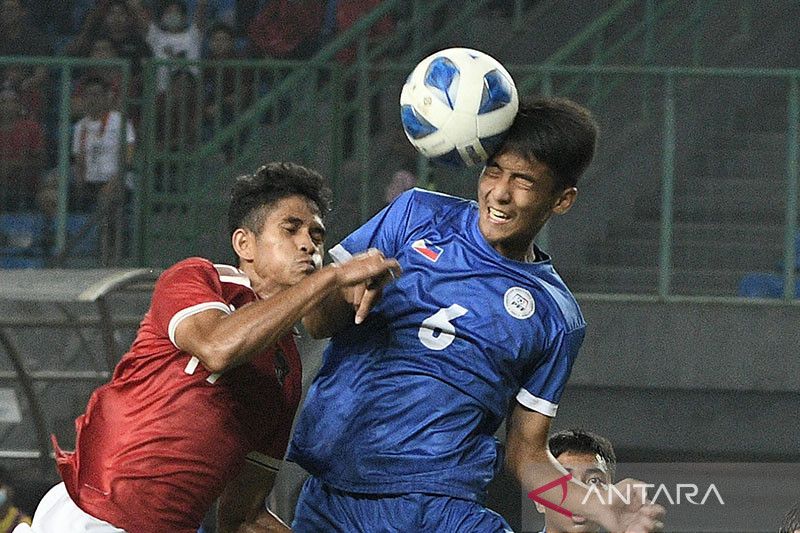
[513,64,800,301]
[0,56,131,266]
[2,2,797,302]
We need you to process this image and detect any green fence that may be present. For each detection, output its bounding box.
[1,1,796,302]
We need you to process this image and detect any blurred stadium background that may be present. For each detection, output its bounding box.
[1,0,799,531]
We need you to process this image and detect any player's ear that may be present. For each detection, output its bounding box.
[534,501,545,514]
[232,228,255,262]
[552,186,577,215]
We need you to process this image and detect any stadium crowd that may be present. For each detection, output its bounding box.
[0,0,391,265]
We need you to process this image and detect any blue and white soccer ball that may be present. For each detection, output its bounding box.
[400,47,519,168]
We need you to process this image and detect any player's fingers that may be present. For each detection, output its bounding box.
[355,287,381,324]
[361,256,401,283]
[641,503,666,520]
[366,261,402,290]
[351,282,366,310]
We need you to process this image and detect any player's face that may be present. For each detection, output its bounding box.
[235,195,325,297]
[541,451,612,533]
[477,150,576,261]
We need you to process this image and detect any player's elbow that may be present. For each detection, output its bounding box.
[191,340,242,374]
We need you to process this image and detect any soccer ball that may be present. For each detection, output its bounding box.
[400,47,519,168]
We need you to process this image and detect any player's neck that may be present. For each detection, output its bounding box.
[238,262,282,300]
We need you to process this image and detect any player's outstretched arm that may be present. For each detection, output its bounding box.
[505,404,665,533]
[175,250,400,373]
[302,249,402,338]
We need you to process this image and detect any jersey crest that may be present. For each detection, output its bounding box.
[504,287,536,319]
[411,239,443,262]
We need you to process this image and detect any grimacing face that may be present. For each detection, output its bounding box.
[477,150,576,261]
[538,451,612,533]
[233,195,325,297]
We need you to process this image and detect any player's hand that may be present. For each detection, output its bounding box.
[607,478,665,532]
[333,249,401,287]
[337,249,401,324]
[330,249,401,324]
[235,509,292,532]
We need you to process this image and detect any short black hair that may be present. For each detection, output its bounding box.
[209,21,235,39]
[499,96,599,190]
[781,501,800,533]
[228,162,331,236]
[548,428,616,480]
[160,0,187,17]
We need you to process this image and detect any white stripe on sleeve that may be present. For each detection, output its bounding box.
[328,244,353,264]
[516,389,559,417]
[168,301,232,348]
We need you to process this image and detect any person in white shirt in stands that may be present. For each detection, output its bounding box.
[71,75,135,264]
[129,0,207,93]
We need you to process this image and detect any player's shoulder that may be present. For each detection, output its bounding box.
[529,271,585,333]
[395,188,472,225]
[157,258,253,295]
[156,257,218,285]
[403,187,468,209]
[163,257,215,275]
[212,263,252,289]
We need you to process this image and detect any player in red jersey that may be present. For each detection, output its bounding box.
[28,162,401,533]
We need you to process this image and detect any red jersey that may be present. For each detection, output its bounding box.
[54,258,303,532]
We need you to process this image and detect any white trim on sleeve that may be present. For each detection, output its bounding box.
[516,389,559,417]
[214,264,252,288]
[328,244,353,264]
[168,301,232,348]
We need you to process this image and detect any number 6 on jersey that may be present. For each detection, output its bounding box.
[418,304,469,350]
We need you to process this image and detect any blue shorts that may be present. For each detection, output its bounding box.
[292,476,513,532]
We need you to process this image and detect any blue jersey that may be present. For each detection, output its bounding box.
[288,189,585,501]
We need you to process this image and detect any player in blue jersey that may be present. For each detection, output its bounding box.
[289,97,665,532]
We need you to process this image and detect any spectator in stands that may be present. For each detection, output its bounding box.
[127,0,207,93]
[247,0,323,60]
[0,86,45,213]
[235,0,265,37]
[71,76,135,264]
[0,0,53,118]
[383,132,419,204]
[320,0,394,155]
[183,0,236,29]
[781,500,800,533]
[0,466,32,531]
[156,69,200,152]
[71,38,124,120]
[1,66,43,121]
[533,429,617,533]
[66,0,152,81]
[202,22,255,148]
[326,0,394,64]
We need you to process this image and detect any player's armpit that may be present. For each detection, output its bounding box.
[217,452,283,533]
